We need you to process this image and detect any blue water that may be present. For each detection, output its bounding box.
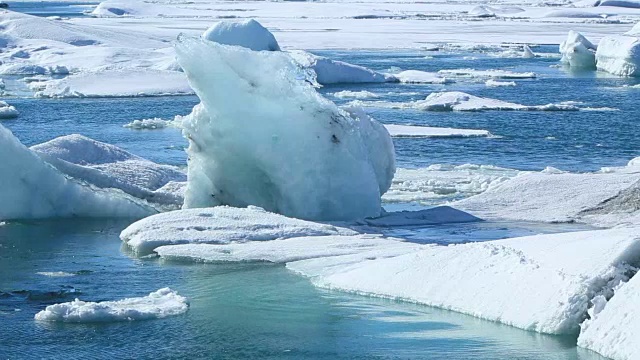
[0,44,636,358]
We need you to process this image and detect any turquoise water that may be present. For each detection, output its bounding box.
[1,15,638,359]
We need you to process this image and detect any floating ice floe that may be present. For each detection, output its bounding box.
[120,206,358,254]
[383,124,493,138]
[331,90,379,99]
[289,50,393,85]
[383,164,520,205]
[351,91,581,112]
[175,37,395,221]
[391,70,450,84]
[34,288,188,322]
[455,159,640,226]
[0,101,18,119]
[288,226,640,335]
[0,124,154,220]
[560,31,597,69]
[203,19,281,52]
[36,272,76,277]
[485,79,517,87]
[31,134,186,208]
[596,34,640,76]
[578,273,640,360]
[124,117,174,130]
[437,69,536,79]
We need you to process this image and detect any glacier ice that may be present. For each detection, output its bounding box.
[202,19,281,52]
[288,50,393,85]
[174,37,395,221]
[559,31,597,69]
[596,35,640,76]
[0,124,154,220]
[34,288,188,322]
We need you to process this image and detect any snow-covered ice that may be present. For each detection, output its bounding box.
[392,70,449,84]
[0,125,154,220]
[31,134,186,208]
[0,101,18,119]
[175,37,395,221]
[289,50,393,85]
[34,288,188,322]
[124,118,173,130]
[384,124,492,138]
[331,90,379,99]
[202,19,280,52]
[578,273,640,360]
[120,206,358,254]
[288,227,640,335]
[437,69,536,79]
[559,31,597,69]
[485,79,517,87]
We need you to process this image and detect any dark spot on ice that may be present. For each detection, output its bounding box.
[331,134,340,144]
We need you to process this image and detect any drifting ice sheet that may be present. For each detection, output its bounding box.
[175,38,395,221]
[34,288,188,322]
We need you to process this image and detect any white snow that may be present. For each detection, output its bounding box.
[331,90,379,99]
[34,288,189,322]
[288,227,640,335]
[120,206,358,254]
[175,38,395,221]
[559,31,597,69]
[36,271,76,277]
[578,274,640,360]
[437,69,536,79]
[31,134,186,208]
[0,101,18,119]
[596,35,640,76]
[352,91,581,112]
[202,19,281,52]
[485,79,517,87]
[124,118,173,130]
[455,161,640,226]
[384,124,492,138]
[289,50,393,85]
[0,125,154,220]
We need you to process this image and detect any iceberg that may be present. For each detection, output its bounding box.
[0,124,154,220]
[289,50,393,85]
[31,134,186,208]
[559,31,597,69]
[174,37,395,221]
[578,274,640,360]
[120,206,358,254]
[596,35,640,76]
[34,288,188,322]
[202,19,281,52]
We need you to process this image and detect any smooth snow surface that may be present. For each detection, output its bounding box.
[31,134,186,208]
[288,227,640,335]
[560,31,597,69]
[0,125,153,220]
[596,35,640,76]
[34,288,188,322]
[578,274,640,360]
[175,38,395,221]
[202,19,280,52]
[384,124,492,138]
[120,206,358,254]
[455,161,640,226]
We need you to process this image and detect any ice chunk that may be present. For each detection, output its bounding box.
[0,125,153,220]
[34,288,188,322]
[560,31,597,69]
[438,69,536,79]
[596,35,640,76]
[331,90,378,99]
[202,19,281,52]
[384,124,492,138]
[288,227,640,334]
[289,50,393,85]
[155,234,415,264]
[362,206,481,227]
[120,206,359,254]
[352,91,580,112]
[175,37,395,221]
[124,117,173,130]
[522,45,535,58]
[455,163,640,226]
[392,70,449,84]
[485,79,516,87]
[0,101,18,119]
[578,274,640,360]
[468,6,495,18]
[31,134,186,208]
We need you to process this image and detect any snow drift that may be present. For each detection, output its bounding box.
[34,288,188,322]
[0,124,153,220]
[560,31,597,69]
[174,37,395,221]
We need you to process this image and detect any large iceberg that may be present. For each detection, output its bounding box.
[0,125,153,220]
[559,30,597,69]
[174,37,395,221]
[596,35,640,76]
